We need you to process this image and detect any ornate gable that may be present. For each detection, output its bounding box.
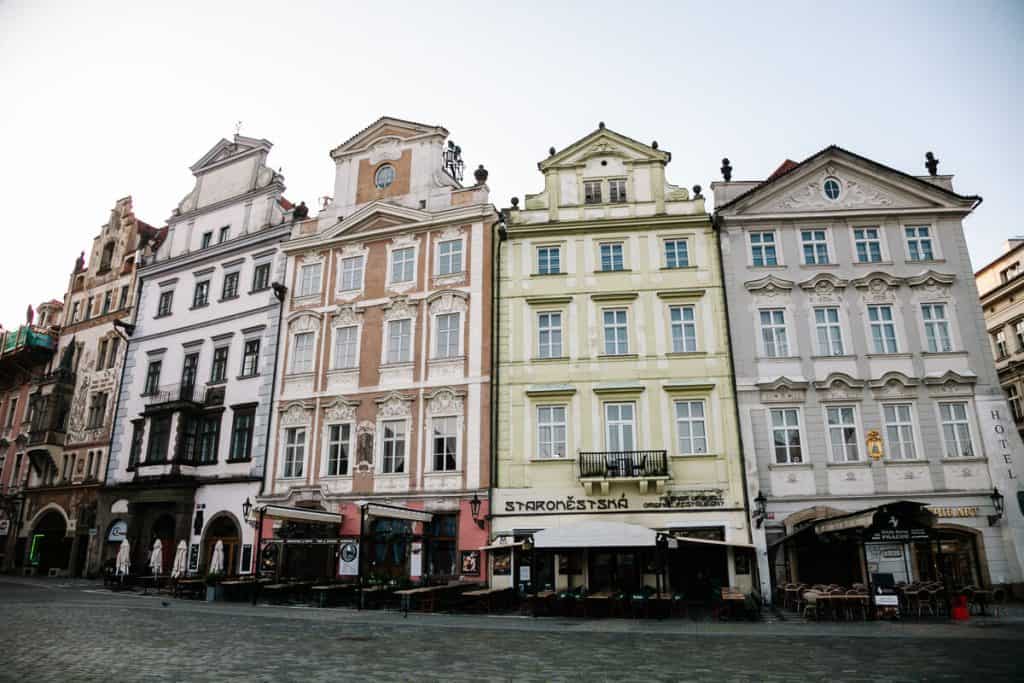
[320,201,430,242]
[540,125,668,170]
[190,135,272,173]
[330,117,447,159]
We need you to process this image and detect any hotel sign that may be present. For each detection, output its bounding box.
[927,506,978,518]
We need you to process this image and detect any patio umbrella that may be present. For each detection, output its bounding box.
[115,539,131,577]
[149,539,163,576]
[208,539,224,575]
[171,541,188,578]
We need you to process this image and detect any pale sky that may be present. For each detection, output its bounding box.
[1,0,1021,325]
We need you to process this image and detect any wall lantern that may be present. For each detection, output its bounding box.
[754,491,768,528]
[469,493,485,530]
[242,497,252,520]
[988,487,1005,526]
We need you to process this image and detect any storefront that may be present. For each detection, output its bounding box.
[254,504,344,582]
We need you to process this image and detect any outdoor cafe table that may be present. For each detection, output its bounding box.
[461,586,512,613]
[311,584,356,608]
[172,578,205,600]
[816,593,869,620]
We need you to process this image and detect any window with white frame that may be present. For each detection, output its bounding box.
[537,246,561,275]
[750,231,778,266]
[1015,320,1024,351]
[298,263,322,297]
[437,239,463,275]
[538,312,562,358]
[883,404,917,460]
[604,402,636,451]
[381,420,406,473]
[759,309,789,357]
[854,228,882,263]
[905,226,934,261]
[995,330,1008,358]
[1007,384,1023,422]
[921,303,952,353]
[432,416,458,471]
[664,239,689,268]
[391,247,415,283]
[608,178,627,203]
[283,427,305,478]
[333,326,358,369]
[537,405,566,458]
[584,180,602,204]
[326,424,351,476]
[291,332,315,373]
[939,402,974,458]
[599,243,624,271]
[435,313,460,358]
[826,406,859,462]
[340,256,364,291]
[602,309,629,355]
[770,408,802,464]
[814,307,844,356]
[670,305,697,353]
[675,400,707,454]
[867,305,898,353]
[801,230,830,265]
[386,319,412,363]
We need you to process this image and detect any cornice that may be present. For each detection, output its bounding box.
[168,183,284,225]
[506,212,711,236]
[138,223,291,280]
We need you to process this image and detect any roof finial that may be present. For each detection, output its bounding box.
[721,158,733,181]
[549,146,556,156]
[598,121,605,129]
[651,141,658,150]
[692,185,703,200]
[234,120,243,137]
[925,151,939,176]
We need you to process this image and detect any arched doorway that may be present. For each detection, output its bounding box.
[203,514,240,576]
[150,514,176,574]
[29,509,70,574]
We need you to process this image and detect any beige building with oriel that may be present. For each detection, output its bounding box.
[491,124,753,599]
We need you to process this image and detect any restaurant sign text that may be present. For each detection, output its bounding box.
[501,489,726,515]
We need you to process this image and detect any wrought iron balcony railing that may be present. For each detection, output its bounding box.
[578,450,669,479]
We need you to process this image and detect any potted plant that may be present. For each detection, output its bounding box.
[205,571,224,602]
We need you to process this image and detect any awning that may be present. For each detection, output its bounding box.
[479,541,524,551]
[815,510,876,535]
[362,502,434,523]
[671,535,756,550]
[533,521,656,549]
[261,504,343,525]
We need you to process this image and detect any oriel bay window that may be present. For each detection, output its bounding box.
[381,420,406,473]
[537,405,567,458]
[146,415,172,463]
[386,319,412,364]
[432,416,458,471]
[827,406,860,462]
[229,406,255,462]
[197,415,221,464]
[283,427,305,478]
[326,424,351,476]
[771,408,802,464]
[128,420,144,467]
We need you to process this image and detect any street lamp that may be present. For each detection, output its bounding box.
[988,487,1005,526]
[242,497,252,520]
[469,493,485,530]
[754,491,768,528]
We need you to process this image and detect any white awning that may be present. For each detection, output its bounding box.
[671,535,755,550]
[479,541,524,551]
[261,505,342,525]
[815,510,876,535]
[362,503,434,523]
[533,521,657,549]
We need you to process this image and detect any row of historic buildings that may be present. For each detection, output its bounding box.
[1,117,1022,602]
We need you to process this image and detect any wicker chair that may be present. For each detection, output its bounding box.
[801,590,821,621]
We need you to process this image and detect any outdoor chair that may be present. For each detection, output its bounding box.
[801,591,820,621]
[846,589,866,621]
[990,588,1007,617]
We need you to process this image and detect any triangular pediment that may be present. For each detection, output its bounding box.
[722,147,978,216]
[540,125,668,170]
[190,135,272,173]
[331,116,447,158]
[322,201,431,241]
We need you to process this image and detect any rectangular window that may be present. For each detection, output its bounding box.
[222,272,239,299]
[144,360,162,395]
[326,424,351,476]
[1015,321,1024,351]
[608,178,627,203]
[537,246,561,275]
[939,402,974,458]
[868,305,898,353]
[283,427,305,478]
[437,240,463,275]
[147,415,172,463]
[391,247,415,283]
[750,231,778,266]
[107,338,119,369]
[86,392,107,429]
[96,339,108,371]
[5,398,17,427]
[602,309,629,355]
[599,243,624,271]
[218,226,229,243]
[102,292,112,314]
[192,281,210,308]
[854,228,882,263]
[201,232,212,249]
[1001,263,1021,283]
[157,291,173,317]
[340,256,363,291]
[333,326,358,369]
[229,407,255,461]
[771,408,802,464]
[435,313,460,358]
[537,312,563,359]
[432,416,458,471]
[664,239,689,268]
[814,307,844,356]
[252,263,271,291]
[584,180,602,204]
[180,353,199,397]
[801,230,830,265]
[537,405,567,459]
[291,332,314,373]
[827,406,859,462]
[210,346,229,383]
[921,303,952,353]
[197,415,220,464]
[605,403,636,451]
[119,286,129,309]
[128,421,144,467]
[759,309,789,357]
[298,263,322,297]
[241,339,260,377]
[905,226,934,261]
[994,331,1007,359]
[675,400,707,455]
[670,305,697,353]
[883,404,917,460]
[386,319,412,364]
[1007,385,1023,422]
[71,302,80,322]
[381,420,405,473]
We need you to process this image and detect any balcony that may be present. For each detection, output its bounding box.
[0,325,57,381]
[578,450,669,495]
[143,383,225,413]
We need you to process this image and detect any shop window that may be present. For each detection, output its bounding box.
[427,514,457,577]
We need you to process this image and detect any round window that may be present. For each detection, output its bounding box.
[823,177,841,200]
[375,164,395,189]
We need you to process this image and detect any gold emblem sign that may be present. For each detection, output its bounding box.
[866,430,884,460]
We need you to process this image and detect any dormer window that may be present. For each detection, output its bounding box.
[608,179,627,203]
[375,164,395,189]
[584,181,602,205]
[99,241,115,272]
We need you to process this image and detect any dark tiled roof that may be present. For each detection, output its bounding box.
[767,159,799,181]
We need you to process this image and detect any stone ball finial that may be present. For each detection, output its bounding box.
[651,141,658,150]
[598,121,605,129]
[510,197,519,208]
[549,146,556,156]
[721,158,733,181]
[692,185,704,199]
[925,151,939,176]
[474,164,489,185]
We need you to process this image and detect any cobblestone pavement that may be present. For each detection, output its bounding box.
[1,578,1023,682]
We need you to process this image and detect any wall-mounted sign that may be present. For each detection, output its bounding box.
[107,519,127,543]
[866,430,884,460]
[461,550,481,577]
[338,540,359,576]
[927,506,978,518]
[188,544,199,571]
[241,544,253,573]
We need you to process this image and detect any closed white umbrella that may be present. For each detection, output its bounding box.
[115,539,131,577]
[171,541,188,578]
[149,539,163,576]
[208,539,224,575]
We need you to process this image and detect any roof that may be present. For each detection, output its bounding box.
[539,123,669,170]
[137,220,168,251]
[716,144,982,212]
[279,197,294,210]
[975,240,1024,277]
[330,116,448,157]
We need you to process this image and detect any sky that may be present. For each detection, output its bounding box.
[0,0,1021,325]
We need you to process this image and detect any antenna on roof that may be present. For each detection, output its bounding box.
[234,120,243,137]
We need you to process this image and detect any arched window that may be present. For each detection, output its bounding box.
[99,241,116,272]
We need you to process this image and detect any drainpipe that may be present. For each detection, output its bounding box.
[490,214,507,551]
[262,271,288,501]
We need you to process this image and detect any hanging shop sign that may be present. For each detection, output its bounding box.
[866,430,884,460]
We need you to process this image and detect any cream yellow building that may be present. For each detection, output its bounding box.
[490,125,753,599]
